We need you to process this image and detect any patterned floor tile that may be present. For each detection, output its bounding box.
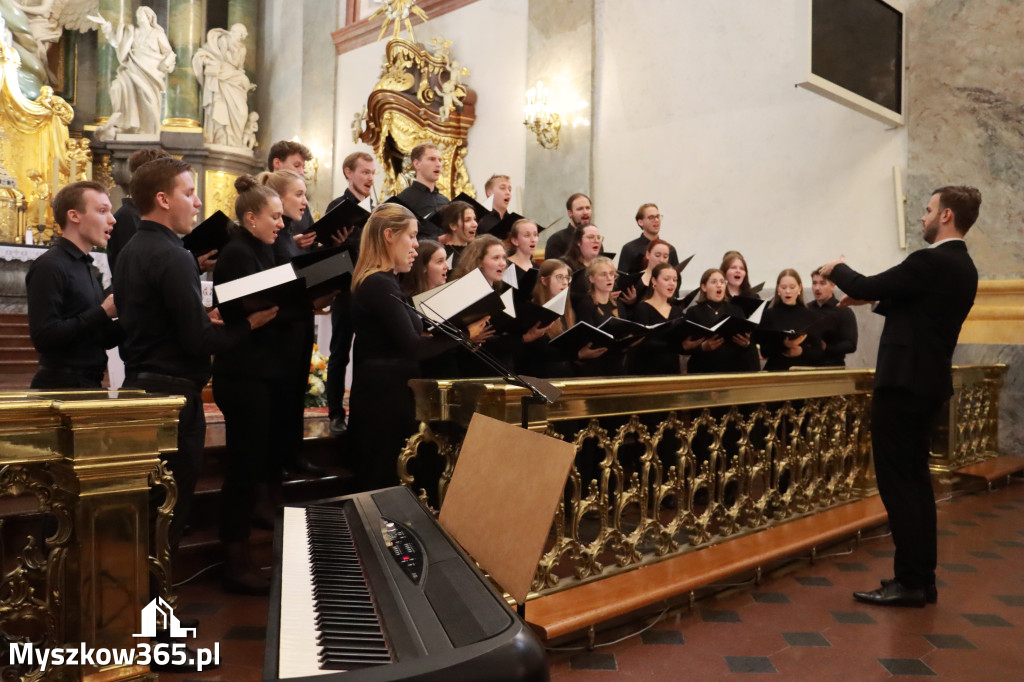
[700,609,741,623]
[569,652,617,671]
[835,562,870,572]
[751,592,790,604]
[922,633,977,649]
[994,595,1024,607]
[641,629,685,645]
[831,611,877,625]
[796,576,833,587]
[724,656,776,673]
[961,613,1013,627]
[968,550,1003,559]
[782,631,830,647]
[878,658,936,676]
[939,563,978,573]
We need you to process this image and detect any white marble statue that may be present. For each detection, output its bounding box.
[89,7,175,136]
[11,0,101,85]
[241,111,259,150]
[192,23,255,148]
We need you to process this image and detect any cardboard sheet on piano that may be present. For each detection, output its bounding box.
[438,413,575,605]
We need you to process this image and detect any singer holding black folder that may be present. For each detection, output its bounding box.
[260,169,332,477]
[573,257,623,376]
[684,268,759,374]
[626,263,685,375]
[211,175,305,594]
[350,204,491,490]
[759,269,823,371]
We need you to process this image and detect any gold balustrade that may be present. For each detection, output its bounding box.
[403,365,1006,598]
[0,389,184,682]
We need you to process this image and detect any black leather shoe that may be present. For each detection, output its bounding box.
[853,580,927,608]
[329,416,348,436]
[882,578,937,604]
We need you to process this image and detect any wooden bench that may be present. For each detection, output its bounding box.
[955,455,1024,490]
[525,495,887,642]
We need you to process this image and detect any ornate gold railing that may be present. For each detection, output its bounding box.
[403,365,1006,597]
[0,390,184,682]
[931,364,1005,473]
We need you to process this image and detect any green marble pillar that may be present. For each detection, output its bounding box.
[95,0,137,123]
[227,0,258,111]
[163,0,203,128]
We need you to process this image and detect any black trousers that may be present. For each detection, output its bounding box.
[326,292,354,421]
[31,366,104,389]
[213,374,292,542]
[124,373,206,552]
[870,387,944,589]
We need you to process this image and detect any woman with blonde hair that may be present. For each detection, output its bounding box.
[350,203,490,488]
[505,218,539,294]
[759,268,823,371]
[573,256,623,376]
[259,170,314,262]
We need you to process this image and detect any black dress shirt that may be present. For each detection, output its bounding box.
[543,226,575,261]
[114,220,250,386]
[395,180,449,240]
[26,237,120,374]
[759,303,823,371]
[477,209,504,235]
[107,197,140,273]
[618,233,680,273]
[807,295,858,367]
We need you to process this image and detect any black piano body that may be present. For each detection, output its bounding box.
[264,486,549,681]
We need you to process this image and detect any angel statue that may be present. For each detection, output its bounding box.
[192,23,256,147]
[12,0,101,85]
[241,111,259,150]
[88,7,175,136]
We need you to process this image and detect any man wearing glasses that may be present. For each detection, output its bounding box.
[619,203,680,273]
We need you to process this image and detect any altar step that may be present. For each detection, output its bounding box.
[0,313,38,386]
[953,455,1024,490]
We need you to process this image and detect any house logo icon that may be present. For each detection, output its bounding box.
[134,597,196,638]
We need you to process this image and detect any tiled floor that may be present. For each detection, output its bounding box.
[159,480,1023,681]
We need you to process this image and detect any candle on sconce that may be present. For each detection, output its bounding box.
[70,160,77,183]
[51,158,59,197]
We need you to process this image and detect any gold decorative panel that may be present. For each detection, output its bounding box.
[356,37,476,198]
[204,170,240,222]
[403,365,1005,598]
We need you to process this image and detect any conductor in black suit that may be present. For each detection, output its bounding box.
[820,185,981,608]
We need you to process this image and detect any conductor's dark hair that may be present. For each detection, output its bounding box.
[932,185,982,234]
[130,157,192,215]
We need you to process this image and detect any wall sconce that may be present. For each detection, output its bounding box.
[523,80,561,150]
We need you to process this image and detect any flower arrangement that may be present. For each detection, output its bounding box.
[305,344,328,407]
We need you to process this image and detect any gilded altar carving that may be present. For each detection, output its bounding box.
[1,34,87,242]
[356,33,477,199]
[204,170,239,223]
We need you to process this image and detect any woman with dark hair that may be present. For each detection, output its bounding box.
[565,224,605,306]
[684,268,760,374]
[516,258,585,378]
[350,204,491,490]
[628,238,673,305]
[402,239,462,379]
[624,262,686,375]
[759,268,823,371]
[211,174,295,594]
[720,250,755,300]
[437,200,477,270]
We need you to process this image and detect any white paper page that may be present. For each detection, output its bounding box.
[214,264,296,303]
[544,287,568,315]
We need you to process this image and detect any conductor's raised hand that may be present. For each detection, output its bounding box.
[838,295,870,307]
[818,256,846,278]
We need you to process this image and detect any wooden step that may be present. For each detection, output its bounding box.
[0,313,28,324]
[525,495,888,642]
[0,335,32,348]
[0,323,28,334]
[0,359,39,373]
[955,455,1024,489]
[0,348,39,361]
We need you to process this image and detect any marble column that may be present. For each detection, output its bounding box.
[228,0,259,112]
[162,0,203,129]
[526,0,594,237]
[95,0,138,123]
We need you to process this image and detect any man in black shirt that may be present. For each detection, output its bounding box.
[107,147,170,273]
[395,142,448,240]
[544,192,592,261]
[114,157,277,550]
[807,267,858,367]
[268,139,316,249]
[476,173,512,235]
[323,151,377,435]
[26,181,121,389]
[618,202,680,273]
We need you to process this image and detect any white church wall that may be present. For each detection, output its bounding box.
[592,0,908,293]
[332,0,529,207]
